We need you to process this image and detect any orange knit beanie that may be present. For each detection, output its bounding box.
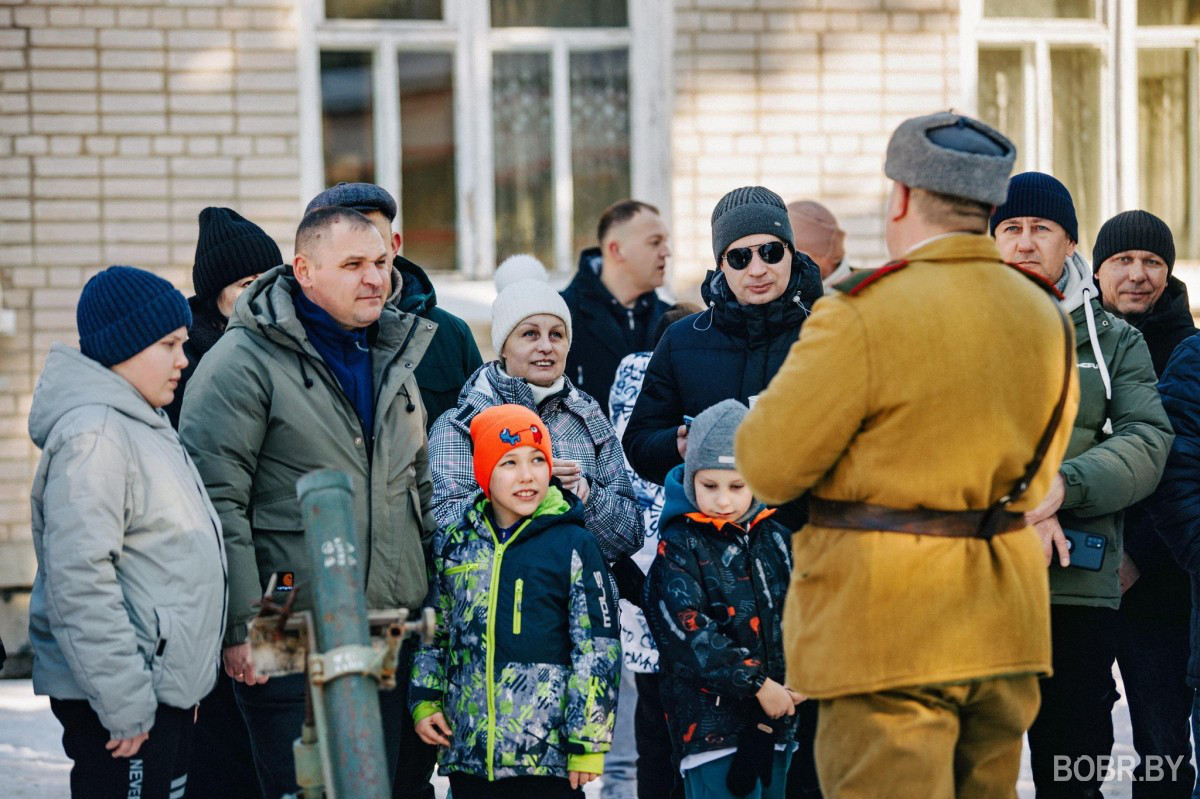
[469,404,553,497]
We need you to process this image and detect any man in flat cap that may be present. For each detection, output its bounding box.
[736,112,1081,797]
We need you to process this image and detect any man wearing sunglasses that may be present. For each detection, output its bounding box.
[737,112,1086,797]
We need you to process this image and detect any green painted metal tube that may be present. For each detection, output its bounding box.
[297,469,390,799]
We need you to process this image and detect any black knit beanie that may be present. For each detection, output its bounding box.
[77,266,192,367]
[192,207,282,303]
[711,186,794,265]
[989,172,1078,243]
[1092,210,1176,276]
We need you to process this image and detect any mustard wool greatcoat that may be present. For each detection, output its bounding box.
[736,233,1080,699]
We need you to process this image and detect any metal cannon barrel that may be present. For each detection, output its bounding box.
[296,469,390,799]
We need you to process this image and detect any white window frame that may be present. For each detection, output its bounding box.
[961,0,1200,257]
[297,0,673,277]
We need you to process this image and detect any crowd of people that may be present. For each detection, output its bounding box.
[21,107,1200,799]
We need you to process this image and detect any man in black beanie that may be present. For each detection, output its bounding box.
[1095,210,1198,797]
[163,207,282,429]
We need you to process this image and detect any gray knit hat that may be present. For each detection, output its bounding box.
[305,182,397,221]
[884,112,1016,206]
[711,186,794,265]
[684,399,749,509]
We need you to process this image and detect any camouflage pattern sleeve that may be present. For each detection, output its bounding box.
[645,536,766,699]
[409,542,452,714]
[564,539,622,757]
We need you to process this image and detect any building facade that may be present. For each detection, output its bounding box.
[1,0,1198,648]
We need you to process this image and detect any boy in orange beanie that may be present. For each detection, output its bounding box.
[410,404,621,799]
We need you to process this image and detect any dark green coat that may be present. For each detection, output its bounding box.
[391,255,483,429]
[181,265,436,645]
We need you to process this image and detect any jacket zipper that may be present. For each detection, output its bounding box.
[513,578,523,635]
[626,308,635,331]
[482,515,532,781]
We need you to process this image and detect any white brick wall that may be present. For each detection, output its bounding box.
[669,0,962,295]
[0,0,302,591]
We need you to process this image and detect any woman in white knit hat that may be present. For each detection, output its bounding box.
[427,254,643,562]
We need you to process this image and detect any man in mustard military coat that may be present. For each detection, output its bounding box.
[736,112,1080,798]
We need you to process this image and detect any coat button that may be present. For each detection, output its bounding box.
[354,436,363,446]
[405,362,413,368]
[426,323,434,330]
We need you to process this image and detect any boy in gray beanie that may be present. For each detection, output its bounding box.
[645,398,801,799]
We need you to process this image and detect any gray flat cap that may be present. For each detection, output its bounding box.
[305,182,397,221]
[884,112,1016,206]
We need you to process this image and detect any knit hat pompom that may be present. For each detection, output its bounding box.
[77,265,192,367]
[469,403,554,499]
[684,399,749,509]
[192,207,282,303]
[1092,210,1176,275]
[490,254,573,355]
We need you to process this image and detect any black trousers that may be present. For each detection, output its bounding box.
[391,638,438,799]
[1116,576,1195,799]
[188,668,261,798]
[449,773,583,799]
[51,698,194,799]
[1028,604,1120,798]
[785,699,823,798]
[634,672,683,799]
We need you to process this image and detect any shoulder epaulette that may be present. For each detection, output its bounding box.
[833,260,909,296]
[1002,261,1065,301]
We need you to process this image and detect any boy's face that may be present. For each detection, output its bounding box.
[693,468,753,522]
[489,445,550,526]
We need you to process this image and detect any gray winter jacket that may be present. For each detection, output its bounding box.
[28,345,227,739]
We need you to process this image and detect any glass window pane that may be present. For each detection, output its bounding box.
[1139,0,1200,25]
[984,0,1092,18]
[1140,49,1197,259]
[493,51,554,268]
[491,0,627,28]
[398,53,457,272]
[977,49,1027,173]
[570,49,630,257]
[325,0,442,20]
[321,51,375,186]
[1050,48,1101,248]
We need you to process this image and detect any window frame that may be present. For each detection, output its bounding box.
[297,0,672,277]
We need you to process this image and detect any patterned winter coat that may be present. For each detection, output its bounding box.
[429,362,642,561]
[410,487,621,780]
[644,464,796,760]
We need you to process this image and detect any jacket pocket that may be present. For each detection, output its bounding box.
[513,578,524,636]
[445,563,479,576]
[149,606,173,693]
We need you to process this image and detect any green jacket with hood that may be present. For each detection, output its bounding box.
[1052,252,1173,608]
[180,265,436,645]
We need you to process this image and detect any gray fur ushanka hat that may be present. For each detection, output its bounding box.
[884,112,1017,206]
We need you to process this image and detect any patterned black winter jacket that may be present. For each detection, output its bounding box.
[644,464,796,760]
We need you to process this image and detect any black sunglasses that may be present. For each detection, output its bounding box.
[721,241,788,270]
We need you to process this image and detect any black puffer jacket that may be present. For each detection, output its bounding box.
[164,295,227,430]
[644,465,796,760]
[561,247,670,417]
[623,251,821,485]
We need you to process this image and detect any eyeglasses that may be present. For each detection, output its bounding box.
[721,241,788,270]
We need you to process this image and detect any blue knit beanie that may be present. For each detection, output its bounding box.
[989,172,1078,242]
[77,266,192,367]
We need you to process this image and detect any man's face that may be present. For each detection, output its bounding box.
[609,210,670,292]
[1096,250,1169,316]
[363,210,402,262]
[993,217,1076,284]
[719,233,791,305]
[294,221,391,329]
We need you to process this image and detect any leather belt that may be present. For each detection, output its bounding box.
[808,497,1028,538]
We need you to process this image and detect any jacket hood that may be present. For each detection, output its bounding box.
[389,255,438,317]
[30,343,169,447]
[699,251,823,340]
[660,464,695,528]
[1060,251,1116,434]
[1058,251,1097,315]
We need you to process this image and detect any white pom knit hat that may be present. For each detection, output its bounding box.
[491,254,573,354]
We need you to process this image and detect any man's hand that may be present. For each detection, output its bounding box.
[106,732,149,759]
[1026,473,1067,525]
[785,687,807,705]
[1119,552,1141,594]
[1033,515,1070,568]
[223,642,268,685]
[755,678,797,719]
[570,771,599,789]
[676,425,689,459]
[414,712,452,747]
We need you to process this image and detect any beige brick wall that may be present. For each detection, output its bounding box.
[0,0,302,589]
[669,0,962,294]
